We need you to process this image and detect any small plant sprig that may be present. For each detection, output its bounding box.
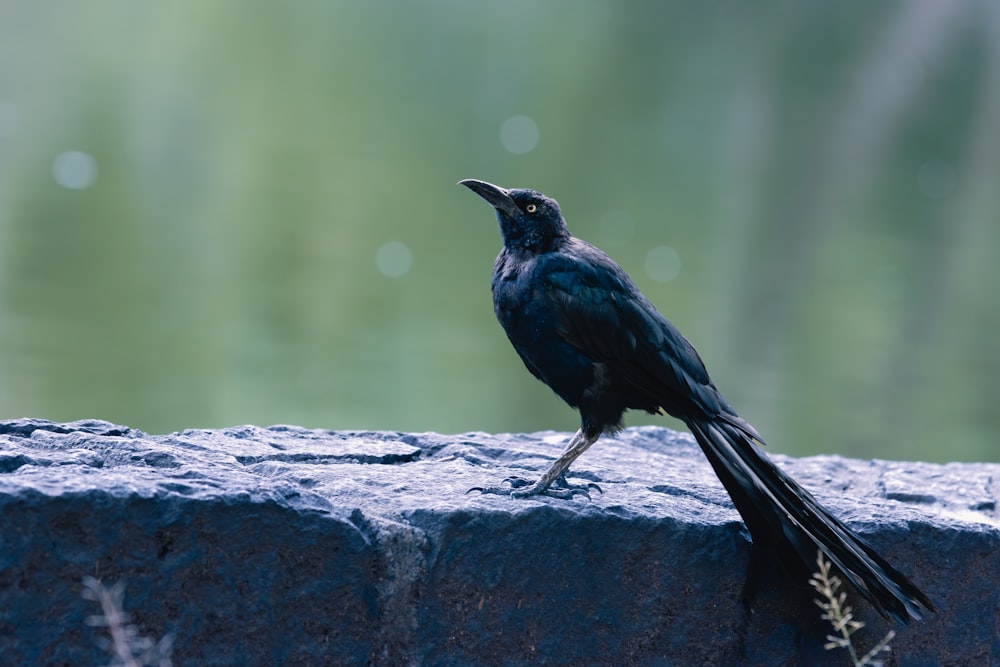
[809,553,895,667]
[82,577,174,667]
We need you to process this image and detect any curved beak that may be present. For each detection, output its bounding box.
[459,179,520,218]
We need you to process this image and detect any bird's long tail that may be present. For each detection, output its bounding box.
[686,415,933,623]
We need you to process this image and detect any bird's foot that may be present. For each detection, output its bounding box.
[552,473,602,497]
[468,473,601,500]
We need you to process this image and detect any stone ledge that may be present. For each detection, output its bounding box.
[0,418,996,665]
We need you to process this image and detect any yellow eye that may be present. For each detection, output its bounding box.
[526,204,537,213]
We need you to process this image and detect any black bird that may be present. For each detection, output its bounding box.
[459,178,933,624]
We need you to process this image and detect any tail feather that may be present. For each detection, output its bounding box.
[687,417,933,623]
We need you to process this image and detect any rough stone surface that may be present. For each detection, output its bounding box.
[0,418,996,666]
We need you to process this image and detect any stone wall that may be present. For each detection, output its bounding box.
[0,419,996,665]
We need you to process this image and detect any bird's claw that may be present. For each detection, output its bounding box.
[553,473,602,496]
[467,474,601,500]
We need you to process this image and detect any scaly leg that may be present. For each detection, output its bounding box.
[470,429,602,499]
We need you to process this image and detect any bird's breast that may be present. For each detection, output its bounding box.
[492,269,595,408]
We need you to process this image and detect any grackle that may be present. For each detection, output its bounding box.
[459,178,933,623]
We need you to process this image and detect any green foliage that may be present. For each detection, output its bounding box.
[0,3,997,461]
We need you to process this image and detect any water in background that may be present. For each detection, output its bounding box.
[1,2,997,462]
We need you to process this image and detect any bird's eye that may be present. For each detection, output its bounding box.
[526,204,537,213]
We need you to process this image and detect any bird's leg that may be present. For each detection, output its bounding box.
[528,429,597,492]
[470,429,602,499]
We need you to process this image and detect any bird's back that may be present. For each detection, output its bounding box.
[491,237,735,433]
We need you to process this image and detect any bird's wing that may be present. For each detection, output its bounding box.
[542,244,730,420]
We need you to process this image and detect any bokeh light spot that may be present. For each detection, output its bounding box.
[376,241,413,278]
[52,150,98,190]
[644,246,682,283]
[499,115,539,154]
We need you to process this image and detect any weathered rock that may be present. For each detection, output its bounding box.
[0,418,995,666]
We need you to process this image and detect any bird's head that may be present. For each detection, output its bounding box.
[459,179,569,253]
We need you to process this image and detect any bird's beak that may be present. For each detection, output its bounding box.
[459,179,520,218]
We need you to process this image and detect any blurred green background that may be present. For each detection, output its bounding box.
[1,2,997,462]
